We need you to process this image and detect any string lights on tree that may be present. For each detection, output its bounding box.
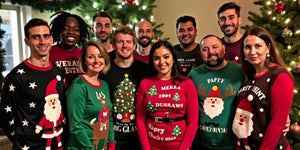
[246,0,300,149]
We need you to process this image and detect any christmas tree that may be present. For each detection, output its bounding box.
[78,0,165,41]
[147,85,158,96]
[246,0,300,148]
[147,101,157,112]
[172,92,180,102]
[171,124,182,137]
[113,73,136,114]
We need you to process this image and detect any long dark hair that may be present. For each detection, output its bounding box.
[240,26,293,81]
[148,40,186,85]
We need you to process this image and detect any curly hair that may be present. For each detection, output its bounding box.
[50,11,90,46]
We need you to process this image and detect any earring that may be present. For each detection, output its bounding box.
[266,53,270,58]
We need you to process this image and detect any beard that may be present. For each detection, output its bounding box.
[221,23,239,37]
[205,54,225,68]
[203,98,224,119]
[232,116,254,138]
[44,99,62,123]
[137,36,152,48]
[96,32,110,43]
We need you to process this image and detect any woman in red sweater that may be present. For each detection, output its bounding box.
[232,26,294,150]
[136,41,198,150]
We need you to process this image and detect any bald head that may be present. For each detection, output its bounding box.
[135,20,154,48]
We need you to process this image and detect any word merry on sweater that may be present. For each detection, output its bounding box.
[148,123,165,134]
[199,125,228,133]
[155,103,184,108]
[238,85,266,100]
[161,85,181,90]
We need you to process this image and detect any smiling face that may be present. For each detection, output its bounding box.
[152,46,174,80]
[92,16,112,43]
[200,36,226,68]
[243,35,270,69]
[113,33,136,60]
[176,21,197,47]
[60,17,80,48]
[85,45,105,75]
[218,8,242,37]
[136,21,154,48]
[25,25,53,58]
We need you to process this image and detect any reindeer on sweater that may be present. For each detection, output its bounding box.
[90,91,110,150]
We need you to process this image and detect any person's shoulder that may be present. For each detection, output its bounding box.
[134,59,148,67]
[174,44,182,51]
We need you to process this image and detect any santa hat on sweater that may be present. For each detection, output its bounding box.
[208,85,221,97]
[45,75,61,100]
[236,96,253,117]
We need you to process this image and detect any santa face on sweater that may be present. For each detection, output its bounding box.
[232,109,254,139]
[44,96,62,123]
[203,97,224,119]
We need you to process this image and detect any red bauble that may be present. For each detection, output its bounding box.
[155,38,161,43]
[290,123,300,135]
[274,2,285,14]
[125,0,134,5]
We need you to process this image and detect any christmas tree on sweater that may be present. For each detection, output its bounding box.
[113,74,136,123]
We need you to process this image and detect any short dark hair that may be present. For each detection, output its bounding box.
[112,26,136,45]
[217,2,241,18]
[176,15,196,29]
[93,11,112,23]
[24,18,49,39]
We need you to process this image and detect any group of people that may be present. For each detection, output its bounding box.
[0,2,294,150]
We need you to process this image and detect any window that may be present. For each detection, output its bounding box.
[0,4,31,77]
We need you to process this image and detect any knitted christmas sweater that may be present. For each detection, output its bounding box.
[174,44,204,76]
[49,45,81,89]
[232,65,293,150]
[136,76,198,150]
[221,38,242,63]
[0,60,65,150]
[67,75,115,150]
[99,59,148,141]
[188,61,243,149]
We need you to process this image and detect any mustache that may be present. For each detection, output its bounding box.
[139,36,151,40]
[208,53,218,58]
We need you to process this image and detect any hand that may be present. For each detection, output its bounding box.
[283,115,290,136]
[35,128,41,134]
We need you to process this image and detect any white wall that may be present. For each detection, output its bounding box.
[32,0,260,44]
[153,0,260,44]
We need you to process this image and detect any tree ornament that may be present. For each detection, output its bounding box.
[155,38,161,43]
[290,123,300,135]
[116,0,123,3]
[125,0,134,5]
[282,28,293,38]
[274,2,285,14]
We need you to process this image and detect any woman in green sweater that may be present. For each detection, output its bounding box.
[66,41,115,150]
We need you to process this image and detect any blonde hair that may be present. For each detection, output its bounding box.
[78,41,110,74]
